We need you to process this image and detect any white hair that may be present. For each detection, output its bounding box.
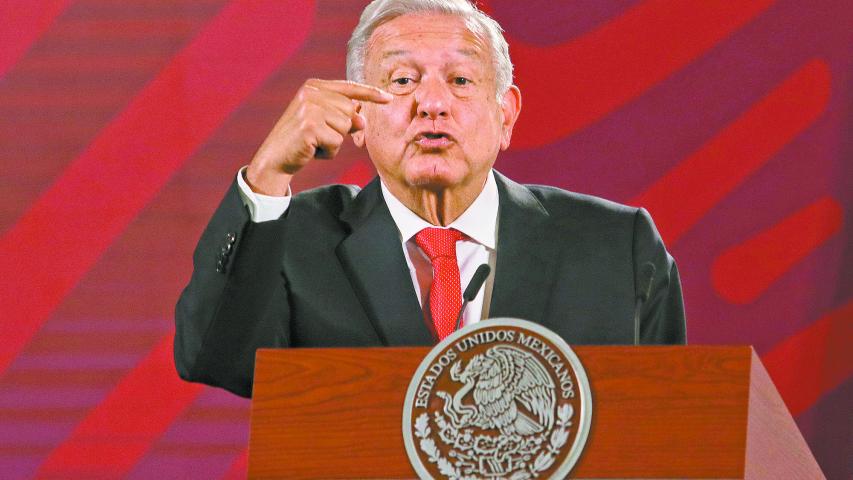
[346,0,513,99]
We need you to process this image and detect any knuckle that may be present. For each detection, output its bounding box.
[294,88,310,104]
[297,83,321,101]
[323,131,343,147]
[296,142,314,160]
[298,118,316,135]
[295,105,310,122]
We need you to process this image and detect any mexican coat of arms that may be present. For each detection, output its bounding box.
[403,319,592,479]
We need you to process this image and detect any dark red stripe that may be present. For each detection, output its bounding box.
[36,337,204,477]
[506,0,776,148]
[631,60,831,245]
[712,197,843,304]
[0,0,316,378]
[762,300,853,417]
[0,0,69,77]
[337,159,375,186]
[221,448,249,480]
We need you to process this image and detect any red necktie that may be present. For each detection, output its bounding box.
[415,227,465,340]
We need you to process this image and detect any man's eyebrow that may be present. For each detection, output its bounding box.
[381,49,409,60]
[380,48,482,60]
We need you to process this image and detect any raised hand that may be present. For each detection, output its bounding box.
[245,79,392,196]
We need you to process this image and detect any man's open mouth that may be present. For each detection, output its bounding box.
[416,131,453,148]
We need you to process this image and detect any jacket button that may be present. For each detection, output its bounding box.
[225,232,236,244]
[220,244,232,256]
[216,258,225,273]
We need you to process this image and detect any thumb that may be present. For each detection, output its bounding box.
[350,112,366,133]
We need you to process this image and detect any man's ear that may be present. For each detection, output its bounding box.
[499,85,522,151]
[351,101,366,148]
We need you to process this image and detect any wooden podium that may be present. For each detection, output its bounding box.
[247,346,824,479]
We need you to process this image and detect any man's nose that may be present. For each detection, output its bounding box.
[415,77,450,119]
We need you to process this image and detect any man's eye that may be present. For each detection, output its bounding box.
[453,77,471,86]
[392,78,412,85]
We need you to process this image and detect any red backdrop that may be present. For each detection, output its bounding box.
[0,1,850,478]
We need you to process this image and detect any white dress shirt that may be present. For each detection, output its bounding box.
[236,168,499,328]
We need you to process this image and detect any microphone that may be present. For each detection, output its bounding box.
[454,264,491,332]
[634,262,656,345]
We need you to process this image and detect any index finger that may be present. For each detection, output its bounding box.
[314,79,393,103]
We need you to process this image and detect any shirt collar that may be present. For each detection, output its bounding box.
[380,170,499,249]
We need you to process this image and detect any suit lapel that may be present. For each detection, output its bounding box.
[336,178,434,346]
[489,172,561,324]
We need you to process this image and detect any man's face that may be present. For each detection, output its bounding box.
[354,13,520,194]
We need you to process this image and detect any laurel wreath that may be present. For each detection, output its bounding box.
[413,403,574,479]
[528,403,574,476]
[414,413,463,478]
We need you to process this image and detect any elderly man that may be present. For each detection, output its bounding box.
[175,0,686,398]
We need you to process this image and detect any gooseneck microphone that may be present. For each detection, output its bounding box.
[634,262,656,345]
[454,264,492,332]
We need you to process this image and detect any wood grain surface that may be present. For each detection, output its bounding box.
[249,347,421,479]
[247,346,809,479]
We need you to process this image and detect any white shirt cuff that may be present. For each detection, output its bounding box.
[236,166,292,222]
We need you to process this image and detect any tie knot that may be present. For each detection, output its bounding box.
[415,227,465,260]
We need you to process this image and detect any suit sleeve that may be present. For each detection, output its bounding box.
[174,180,291,398]
[632,208,687,344]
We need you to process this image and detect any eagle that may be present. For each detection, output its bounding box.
[437,345,556,437]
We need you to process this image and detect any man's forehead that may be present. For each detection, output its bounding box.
[367,13,489,62]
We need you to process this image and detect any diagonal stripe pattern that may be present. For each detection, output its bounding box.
[0,0,850,478]
[504,0,777,148]
[631,60,831,245]
[0,0,316,379]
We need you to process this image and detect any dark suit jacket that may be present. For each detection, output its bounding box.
[174,172,686,398]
